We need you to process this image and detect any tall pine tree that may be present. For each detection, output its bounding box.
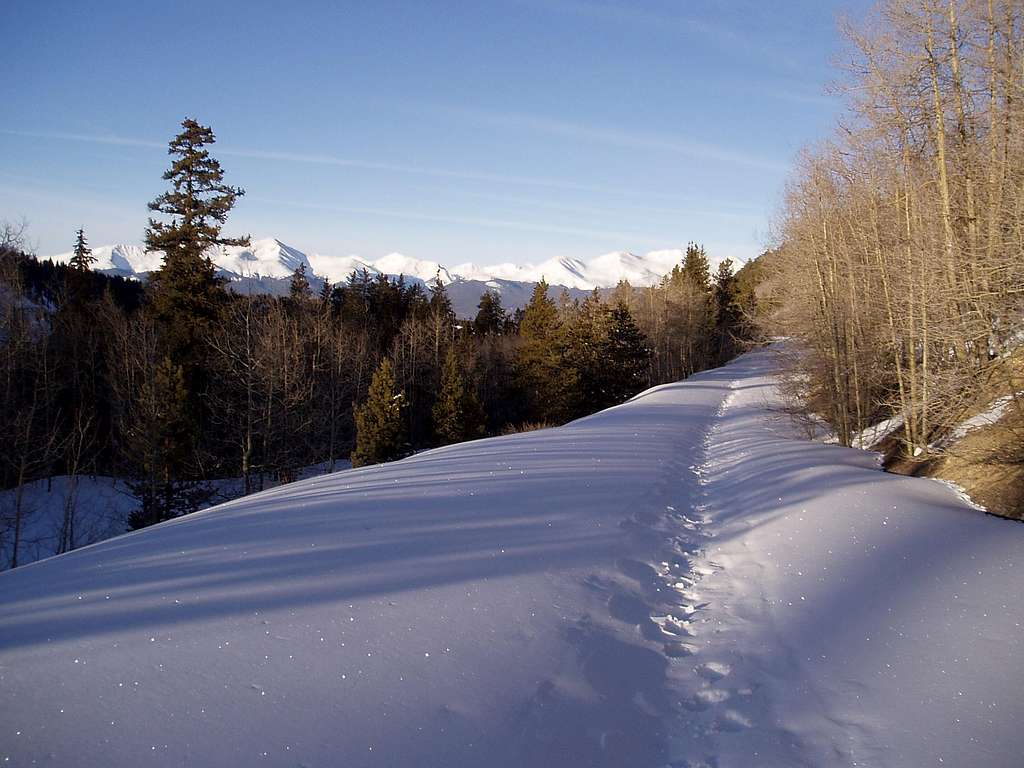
[137,118,248,520]
[713,258,743,362]
[515,280,575,423]
[69,228,95,271]
[289,262,311,301]
[351,359,407,467]
[65,228,95,306]
[474,291,506,335]
[598,303,651,405]
[53,228,105,534]
[126,356,211,529]
[564,290,605,418]
[146,118,248,366]
[433,347,485,446]
[681,242,711,291]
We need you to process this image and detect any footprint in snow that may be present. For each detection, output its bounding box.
[582,573,616,593]
[716,709,752,732]
[682,687,731,711]
[651,614,693,638]
[691,564,720,578]
[695,661,731,681]
[663,641,698,658]
[607,593,654,625]
[616,558,660,584]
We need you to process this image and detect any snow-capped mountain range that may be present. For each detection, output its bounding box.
[51,237,698,289]
[49,238,712,315]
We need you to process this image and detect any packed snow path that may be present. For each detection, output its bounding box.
[1,348,1021,767]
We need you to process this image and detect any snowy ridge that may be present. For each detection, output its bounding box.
[51,239,319,283]
[681,351,1022,765]
[1,347,1021,766]
[49,239,699,291]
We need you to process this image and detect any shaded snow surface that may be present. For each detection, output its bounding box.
[1,347,1022,767]
[0,463,349,570]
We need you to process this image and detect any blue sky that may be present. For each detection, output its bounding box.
[0,0,865,264]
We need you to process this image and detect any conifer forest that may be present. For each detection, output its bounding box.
[0,118,757,557]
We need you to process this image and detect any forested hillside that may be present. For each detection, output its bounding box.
[0,121,758,568]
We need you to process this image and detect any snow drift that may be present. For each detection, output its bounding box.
[0,347,1020,767]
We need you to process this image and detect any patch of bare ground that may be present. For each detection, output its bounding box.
[886,352,1024,522]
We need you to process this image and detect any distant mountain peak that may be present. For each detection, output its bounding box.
[49,237,709,292]
[47,236,734,316]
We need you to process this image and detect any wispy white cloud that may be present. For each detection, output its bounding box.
[1,129,770,252]
[0,129,165,151]
[246,195,666,243]
[423,105,789,173]
[453,188,764,223]
[0,128,655,198]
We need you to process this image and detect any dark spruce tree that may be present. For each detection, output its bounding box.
[69,228,95,271]
[514,280,575,424]
[126,357,213,530]
[713,258,743,362]
[681,242,711,291]
[134,118,247,527]
[351,359,407,468]
[598,303,651,405]
[428,273,454,319]
[289,262,311,301]
[52,228,106,537]
[318,277,333,306]
[563,290,605,418]
[433,346,485,446]
[146,117,248,366]
[65,228,96,306]
[474,291,506,335]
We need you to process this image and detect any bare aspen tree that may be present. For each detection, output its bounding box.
[772,0,1024,455]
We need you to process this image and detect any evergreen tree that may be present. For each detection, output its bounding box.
[54,228,104,497]
[427,275,455,369]
[141,118,248,513]
[433,347,485,445]
[564,290,605,417]
[125,356,211,529]
[318,277,333,306]
[69,228,95,271]
[340,269,374,330]
[351,358,407,467]
[289,262,311,300]
[474,291,506,335]
[428,274,453,319]
[145,118,248,365]
[681,242,711,291]
[515,280,575,423]
[713,258,743,362]
[598,303,651,405]
[65,229,96,306]
[146,118,248,258]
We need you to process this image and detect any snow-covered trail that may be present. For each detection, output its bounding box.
[0,361,733,767]
[0,347,1021,767]
[684,350,1024,766]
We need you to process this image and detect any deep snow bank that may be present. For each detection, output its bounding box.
[0,347,1021,767]
[679,348,1023,767]
[0,365,729,767]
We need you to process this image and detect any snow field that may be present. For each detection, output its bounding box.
[0,346,1021,767]
[681,349,1023,766]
